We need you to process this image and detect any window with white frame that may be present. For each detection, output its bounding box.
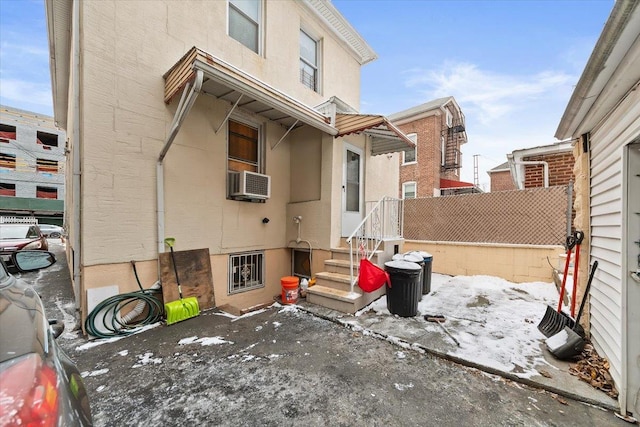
[402,133,417,164]
[300,29,319,91]
[402,182,416,199]
[229,251,264,294]
[228,0,261,54]
[440,135,445,166]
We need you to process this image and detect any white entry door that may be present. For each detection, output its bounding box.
[341,144,364,237]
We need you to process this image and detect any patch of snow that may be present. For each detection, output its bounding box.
[230,308,268,322]
[394,382,414,391]
[81,368,109,378]
[179,336,234,346]
[75,323,162,351]
[395,351,407,359]
[272,321,281,328]
[132,352,162,368]
[118,350,128,356]
[362,273,561,379]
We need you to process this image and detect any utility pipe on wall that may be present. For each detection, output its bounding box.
[71,0,81,309]
[156,70,203,255]
[507,154,549,189]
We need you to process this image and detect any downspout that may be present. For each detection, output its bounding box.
[507,154,549,189]
[156,70,203,255]
[71,0,81,309]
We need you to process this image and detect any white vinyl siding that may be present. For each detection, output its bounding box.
[588,86,640,413]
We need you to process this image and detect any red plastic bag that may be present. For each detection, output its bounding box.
[358,258,391,293]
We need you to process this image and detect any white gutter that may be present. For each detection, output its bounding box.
[156,70,203,254]
[507,154,549,189]
[71,0,81,309]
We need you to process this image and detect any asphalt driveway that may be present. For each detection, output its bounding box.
[31,243,628,427]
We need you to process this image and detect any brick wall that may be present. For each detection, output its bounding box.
[396,114,441,198]
[490,170,516,191]
[523,152,574,188]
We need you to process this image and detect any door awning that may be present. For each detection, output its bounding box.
[334,113,415,156]
[164,47,337,136]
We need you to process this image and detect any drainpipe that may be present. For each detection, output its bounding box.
[71,0,81,309]
[507,154,549,189]
[156,70,203,255]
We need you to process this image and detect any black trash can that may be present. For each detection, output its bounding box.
[394,252,424,301]
[384,260,422,317]
[408,251,433,295]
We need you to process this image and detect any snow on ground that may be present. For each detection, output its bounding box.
[71,271,566,382]
[361,273,563,378]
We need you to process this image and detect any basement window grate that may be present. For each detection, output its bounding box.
[228,251,264,294]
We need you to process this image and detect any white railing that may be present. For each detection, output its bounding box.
[345,196,404,292]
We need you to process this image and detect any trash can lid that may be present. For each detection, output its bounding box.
[407,250,432,259]
[392,253,423,263]
[384,260,422,271]
[402,253,423,263]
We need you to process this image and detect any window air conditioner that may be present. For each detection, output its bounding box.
[229,170,271,200]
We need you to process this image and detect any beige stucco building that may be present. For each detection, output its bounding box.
[46,0,414,324]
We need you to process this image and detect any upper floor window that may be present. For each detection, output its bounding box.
[0,124,16,143]
[37,158,58,173]
[402,181,416,199]
[300,30,319,91]
[0,153,16,169]
[440,136,446,166]
[402,133,417,164]
[36,186,57,199]
[37,131,58,149]
[228,0,261,54]
[0,183,16,197]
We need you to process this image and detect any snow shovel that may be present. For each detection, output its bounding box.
[537,232,579,337]
[164,237,200,325]
[546,261,598,360]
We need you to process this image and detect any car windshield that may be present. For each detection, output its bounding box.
[0,225,39,239]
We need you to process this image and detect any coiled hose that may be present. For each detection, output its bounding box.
[84,261,164,339]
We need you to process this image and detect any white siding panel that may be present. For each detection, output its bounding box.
[588,102,626,403]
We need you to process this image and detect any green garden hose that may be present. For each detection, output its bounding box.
[84,261,164,339]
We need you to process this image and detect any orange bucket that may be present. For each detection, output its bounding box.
[281,276,299,304]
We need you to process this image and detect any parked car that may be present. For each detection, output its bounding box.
[39,224,66,238]
[0,223,48,266]
[0,250,93,426]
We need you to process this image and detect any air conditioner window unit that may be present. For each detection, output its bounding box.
[229,170,271,200]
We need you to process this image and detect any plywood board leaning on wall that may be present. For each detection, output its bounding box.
[159,248,215,310]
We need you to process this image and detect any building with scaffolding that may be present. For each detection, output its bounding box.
[0,105,65,225]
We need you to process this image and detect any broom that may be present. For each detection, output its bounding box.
[163,237,200,325]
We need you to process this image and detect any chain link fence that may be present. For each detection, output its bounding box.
[403,185,571,246]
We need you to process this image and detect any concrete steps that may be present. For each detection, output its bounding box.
[306,247,386,314]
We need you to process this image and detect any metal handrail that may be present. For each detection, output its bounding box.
[345,196,403,292]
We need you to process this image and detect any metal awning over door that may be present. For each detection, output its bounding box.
[163,46,337,137]
[334,113,415,156]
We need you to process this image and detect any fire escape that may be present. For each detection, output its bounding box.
[441,111,467,172]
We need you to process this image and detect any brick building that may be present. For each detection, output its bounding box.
[489,141,574,191]
[388,97,474,198]
[487,162,516,191]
